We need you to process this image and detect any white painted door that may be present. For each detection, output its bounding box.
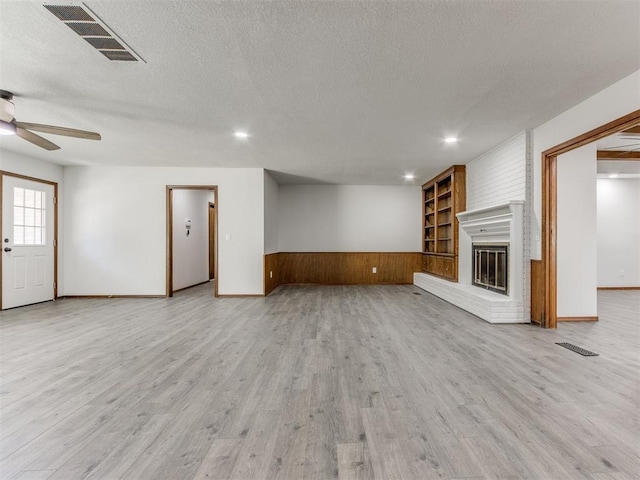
[2,176,55,309]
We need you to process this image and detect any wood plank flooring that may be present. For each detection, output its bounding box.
[1,285,638,479]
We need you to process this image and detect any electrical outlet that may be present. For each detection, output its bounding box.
[372,267,377,274]
[225,233,231,241]
[620,269,625,277]
[270,271,273,278]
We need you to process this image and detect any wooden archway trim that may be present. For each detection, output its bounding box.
[541,109,640,328]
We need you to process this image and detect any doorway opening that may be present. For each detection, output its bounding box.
[166,185,218,298]
[541,109,640,328]
[0,171,58,310]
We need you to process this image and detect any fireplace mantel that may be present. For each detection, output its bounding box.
[457,201,524,241]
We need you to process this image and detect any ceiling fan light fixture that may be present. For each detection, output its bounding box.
[0,120,16,136]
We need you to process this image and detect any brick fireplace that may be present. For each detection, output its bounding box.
[414,201,528,323]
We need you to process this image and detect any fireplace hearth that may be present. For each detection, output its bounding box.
[473,244,508,295]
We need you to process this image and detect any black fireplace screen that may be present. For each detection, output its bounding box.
[472,244,508,294]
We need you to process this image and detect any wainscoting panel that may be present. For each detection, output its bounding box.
[264,253,280,296]
[530,259,544,324]
[265,253,421,292]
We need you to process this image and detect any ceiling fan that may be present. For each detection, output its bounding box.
[0,90,101,151]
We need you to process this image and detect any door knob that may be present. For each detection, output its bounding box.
[4,247,11,252]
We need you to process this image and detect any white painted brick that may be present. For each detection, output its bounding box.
[414,273,529,324]
[466,132,527,211]
[460,131,531,323]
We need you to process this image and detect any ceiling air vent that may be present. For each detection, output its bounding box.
[100,50,137,61]
[44,3,144,62]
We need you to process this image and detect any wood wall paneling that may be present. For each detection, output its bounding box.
[421,253,456,281]
[530,260,543,325]
[264,253,280,295]
[273,252,422,287]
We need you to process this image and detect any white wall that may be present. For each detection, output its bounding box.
[63,166,264,296]
[278,185,421,252]
[172,189,214,291]
[264,171,279,254]
[1,151,67,294]
[557,143,598,317]
[597,178,640,287]
[532,69,640,259]
[1,150,64,184]
[466,132,528,210]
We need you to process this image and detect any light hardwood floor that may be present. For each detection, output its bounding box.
[1,285,638,479]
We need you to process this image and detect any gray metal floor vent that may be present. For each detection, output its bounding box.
[556,342,599,356]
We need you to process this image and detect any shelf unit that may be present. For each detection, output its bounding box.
[422,165,466,281]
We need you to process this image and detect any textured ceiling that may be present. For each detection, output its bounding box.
[0,0,639,185]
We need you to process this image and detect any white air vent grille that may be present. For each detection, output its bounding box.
[44,3,144,62]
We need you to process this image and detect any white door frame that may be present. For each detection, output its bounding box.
[0,171,58,309]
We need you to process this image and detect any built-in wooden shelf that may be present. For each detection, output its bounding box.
[421,165,466,281]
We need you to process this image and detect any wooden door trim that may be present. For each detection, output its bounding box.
[0,171,59,310]
[541,109,640,328]
[208,202,216,281]
[166,185,218,298]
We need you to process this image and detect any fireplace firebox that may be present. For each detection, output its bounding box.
[472,244,508,295]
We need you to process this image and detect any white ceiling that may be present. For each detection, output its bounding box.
[1,0,639,185]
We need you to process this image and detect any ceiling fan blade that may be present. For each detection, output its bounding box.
[16,127,61,151]
[14,121,101,140]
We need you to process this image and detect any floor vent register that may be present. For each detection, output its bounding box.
[556,342,599,356]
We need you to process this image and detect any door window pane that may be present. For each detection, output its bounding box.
[25,189,35,208]
[14,188,24,207]
[14,206,24,225]
[24,227,35,244]
[14,226,24,244]
[25,207,35,226]
[13,187,46,246]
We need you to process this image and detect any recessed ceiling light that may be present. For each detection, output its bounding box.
[444,136,458,144]
[404,174,415,180]
[234,131,249,139]
[609,174,619,178]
